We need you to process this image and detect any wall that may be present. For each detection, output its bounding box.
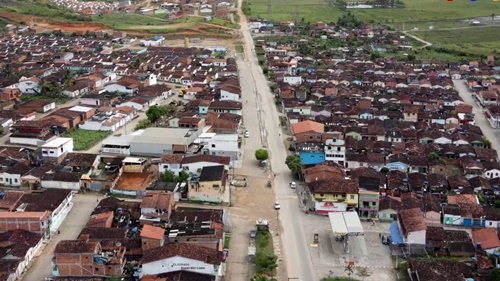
[220,90,240,102]
[1,172,21,186]
[443,214,462,225]
[407,229,426,245]
[41,180,80,190]
[10,136,46,147]
[130,142,174,157]
[141,256,218,276]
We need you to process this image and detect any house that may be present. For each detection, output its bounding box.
[397,208,426,245]
[53,238,126,277]
[308,179,359,214]
[189,165,227,203]
[407,260,473,281]
[290,120,324,143]
[0,162,31,187]
[443,194,484,227]
[0,230,43,281]
[303,164,345,183]
[129,128,201,156]
[296,142,325,165]
[0,211,51,238]
[40,137,73,163]
[140,224,165,251]
[358,190,379,219]
[204,134,240,161]
[140,192,176,225]
[41,171,82,191]
[159,154,231,176]
[378,197,401,221]
[324,138,346,165]
[140,243,222,277]
[471,228,500,254]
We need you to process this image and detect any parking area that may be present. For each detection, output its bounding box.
[301,214,397,280]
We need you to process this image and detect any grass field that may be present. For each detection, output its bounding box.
[92,14,168,29]
[0,0,89,22]
[65,129,110,151]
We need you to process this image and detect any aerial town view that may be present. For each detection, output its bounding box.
[0,0,498,280]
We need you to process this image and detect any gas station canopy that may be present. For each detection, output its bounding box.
[328,212,364,236]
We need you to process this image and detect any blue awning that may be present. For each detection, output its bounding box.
[390,221,404,245]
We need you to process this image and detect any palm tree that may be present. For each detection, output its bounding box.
[1,63,13,77]
[62,69,74,88]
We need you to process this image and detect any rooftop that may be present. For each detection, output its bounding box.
[140,225,165,240]
[41,137,72,148]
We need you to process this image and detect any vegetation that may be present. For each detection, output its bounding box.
[0,0,90,22]
[134,119,152,130]
[92,13,167,29]
[159,170,189,183]
[251,276,277,281]
[146,105,177,123]
[490,268,500,281]
[20,94,70,104]
[344,264,354,280]
[64,129,111,151]
[255,230,278,274]
[356,267,371,281]
[483,137,493,149]
[255,149,269,161]
[223,233,231,249]
[285,154,302,177]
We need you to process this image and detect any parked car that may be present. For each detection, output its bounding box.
[244,130,250,138]
[382,236,389,245]
[290,182,297,189]
[274,201,281,210]
[249,229,257,238]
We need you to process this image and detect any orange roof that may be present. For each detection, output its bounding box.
[447,194,477,205]
[472,228,500,250]
[140,224,165,240]
[291,120,324,135]
[0,210,51,220]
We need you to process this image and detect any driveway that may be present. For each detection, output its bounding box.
[454,80,500,157]
[21,194,100,281]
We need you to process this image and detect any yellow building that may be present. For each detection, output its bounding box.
[308,179,359,215]
[189,165,226,203]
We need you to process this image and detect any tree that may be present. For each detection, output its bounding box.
[380,167,389,174]
[146,105,166,122]
[428,152,441,161]
[159,170,177,182]
[178,170,190,182]
[483,136,493,149]
[491,268,500,281]
[285,155,302,176]
[344,264,354,280]
[162,104,177,116]
[135,119,151,130]
[62,69,75,88]
[255,149,269,161]
[356,267,371,281]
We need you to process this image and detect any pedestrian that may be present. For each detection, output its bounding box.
[379,233,382,238]
[372,221,375,226]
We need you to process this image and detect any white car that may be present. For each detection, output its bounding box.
[290,182,297,189]
[274,201,281,210]
[244,131,250,138]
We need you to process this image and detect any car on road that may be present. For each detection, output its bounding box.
[249,228,257,238]
[244,130,250,138]
[274,201,281,210]
[290,182,297,189]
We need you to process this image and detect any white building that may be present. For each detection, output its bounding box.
[283,75,302,86]
[324,138,345,165]
[158,154,231,175]
[140,243,222,277]
[204,134,240,161]
[41,137,73,159]
[17,77,40,94]
[79,110,131,132]
[398,208,427,245]
[220,87,241,102]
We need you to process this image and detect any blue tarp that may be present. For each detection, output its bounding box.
[390,221,404,245]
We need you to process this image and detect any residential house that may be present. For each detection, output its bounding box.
[290,120,324,143]
[0,211,51,238]
[0,230,43,281]
[140,192,176,225]
[204,134,240,161]
[324,138,345,165]
[296,142,325,165]
[40,137,73,163]
[308,179,359,214]
[397,208,426,245]
[140,225,165,251]
[358,190,379,219]
[188,165,226,203]
[378,197,401,221]
[53,238,126,277]
[471,228,500,254]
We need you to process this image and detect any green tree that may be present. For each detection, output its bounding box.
[162,104,177,116]
[356,267,371,281]
[483,136,492,149]
[428,152,441,161]
[62,69,75,87]
[146,105,166,122]
[345,264,354,280]
[159,170,177,182]
[380,167,389,173]
[135,119,151,130]
[1,63,13,77]
[178,170,190,182]
[255,149,269,161]
[491,268,500,281]
[285,154,302,176]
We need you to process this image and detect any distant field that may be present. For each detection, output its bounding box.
[92,14,168,29]
[246,0,500,24]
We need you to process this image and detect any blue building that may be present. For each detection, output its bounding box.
[296,142,325,165]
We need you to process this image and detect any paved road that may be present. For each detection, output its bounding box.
[22,194,100,281]
[236,2,317,280]
[454,80,500,158]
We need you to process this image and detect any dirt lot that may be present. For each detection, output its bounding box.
[115,172,154,190]
[0,11,108,32]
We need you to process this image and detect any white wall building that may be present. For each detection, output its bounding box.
[205,134,240,161]
[324,138,345,165]
[283,75,302,86]
[41,138,73,159]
